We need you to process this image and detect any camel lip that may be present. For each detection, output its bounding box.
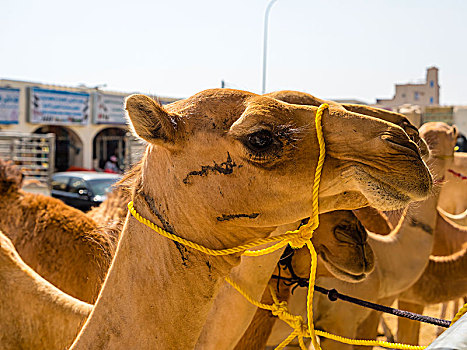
[319,250,368,282]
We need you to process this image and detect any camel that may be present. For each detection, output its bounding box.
[267,122,456,350]
[396,247,467,344]
[66,88,432,349]
[232,210,375,350]
[196,210,375,349]
[395,209,467,344]
[0,158,116,303]
[0,229,92,350]
[438,152,467,214]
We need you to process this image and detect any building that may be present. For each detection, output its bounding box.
[0,79,179,172]
[375,67,440,111]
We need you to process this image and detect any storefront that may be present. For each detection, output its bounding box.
[0,79,179,172]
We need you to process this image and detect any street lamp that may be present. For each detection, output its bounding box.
[262,0,278,94]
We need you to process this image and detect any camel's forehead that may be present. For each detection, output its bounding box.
[166,88,300,131]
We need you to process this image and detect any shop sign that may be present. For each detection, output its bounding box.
[29,87,90,125]
[0,87,20,124]
[93,93,127,124]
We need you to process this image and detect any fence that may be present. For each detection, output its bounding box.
[0,131,55,189]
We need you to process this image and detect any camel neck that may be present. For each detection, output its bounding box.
[71,200,276,349]
[369,186,441,297]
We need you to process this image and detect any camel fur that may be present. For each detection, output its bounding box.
[0,229,91,350]
[0,159,116,303]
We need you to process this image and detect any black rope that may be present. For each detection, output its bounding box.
[272,248,451,329]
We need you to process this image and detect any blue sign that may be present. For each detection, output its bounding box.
[0,87,20,124]
[29,87,90,125]
[93,93,127,124]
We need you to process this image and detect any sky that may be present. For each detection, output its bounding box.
[1,0,466,105]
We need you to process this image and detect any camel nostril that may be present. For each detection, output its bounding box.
[383,135,421,156]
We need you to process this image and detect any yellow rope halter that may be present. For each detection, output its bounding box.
[127,103,460,349]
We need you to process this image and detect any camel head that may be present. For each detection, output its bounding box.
[266,90,430,158]
[286,211,374,283]
[0,159,24,196]
[419,122,458,182]
[314,210,374,282]
[125,89,432,236]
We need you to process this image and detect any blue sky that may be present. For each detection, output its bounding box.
[1,0,466,104]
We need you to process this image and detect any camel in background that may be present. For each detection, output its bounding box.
[233,210,375,349]
[438,152,467,214]
[0,158,116,303]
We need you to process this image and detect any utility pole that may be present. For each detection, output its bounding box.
[262,0,278,94]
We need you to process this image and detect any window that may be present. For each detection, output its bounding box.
[430,80,434,88]
[68,177,88,194]
[414,92,419,101]
[401,93,406,98]
[52,176,69,191]
[430,97,434,104]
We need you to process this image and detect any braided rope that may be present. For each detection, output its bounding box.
[451,302,467,325]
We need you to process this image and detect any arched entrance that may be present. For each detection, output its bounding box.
[93,127,127,171]
[34,126,83,172]
[456,133,467,152]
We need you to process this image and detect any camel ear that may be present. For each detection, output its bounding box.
[125,94,179,146]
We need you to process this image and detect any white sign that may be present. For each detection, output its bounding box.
[0,87,20,124]
[29,87,90,125]
[93,93,126,124]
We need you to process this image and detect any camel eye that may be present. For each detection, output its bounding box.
[247,130,274,151]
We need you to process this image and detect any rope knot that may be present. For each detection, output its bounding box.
[288,225,315,249]
[271,301,289,318]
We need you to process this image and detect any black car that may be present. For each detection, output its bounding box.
[51,171,121,211]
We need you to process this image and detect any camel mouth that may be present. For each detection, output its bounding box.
[351,165,430,210]
[319,250,368,283]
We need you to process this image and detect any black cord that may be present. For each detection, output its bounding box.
[272,247,451,329]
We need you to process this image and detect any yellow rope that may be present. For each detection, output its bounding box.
[451,302,467,325]
[128,103,431,350]
[315,331,426,349]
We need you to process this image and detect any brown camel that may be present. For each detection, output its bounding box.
[67,88,431,349]
[233,210,375,350]
[269,122,455,350]
[0,229,92,350]
[395,209,467,345]
[196,210,375,349]
[0,159,116,303]
[438,152,467,214]
[396,247,467,344]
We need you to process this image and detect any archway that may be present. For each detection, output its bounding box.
[34,126,83,172]
[93,127,127,171]
[456,133,467,153]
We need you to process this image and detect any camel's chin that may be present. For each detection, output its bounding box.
[353,167,419,211]
[320,255,368,283]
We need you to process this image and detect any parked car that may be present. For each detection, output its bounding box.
[51,171,121,211]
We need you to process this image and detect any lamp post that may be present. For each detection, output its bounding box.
[261,0,278,94]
